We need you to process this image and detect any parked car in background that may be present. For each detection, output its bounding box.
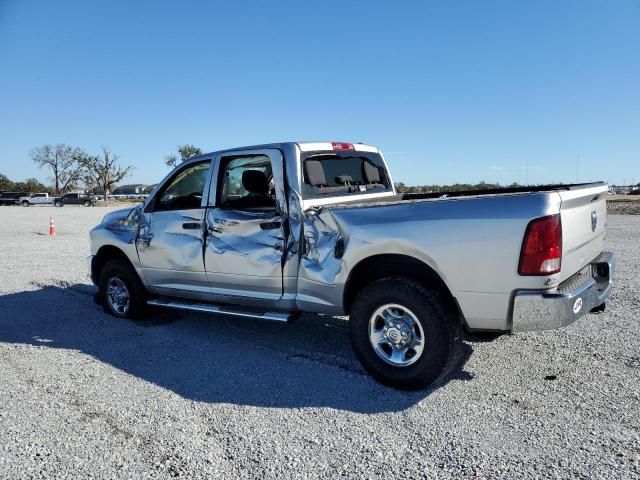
[54,192,96,207]
[111,184,148,196]
[89,141,614,390]
[19,193,56,206]
[143,184,158,195]
[109,184,151,200]
[0,191,29,206]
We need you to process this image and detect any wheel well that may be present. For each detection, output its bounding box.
[91,246,134,285]
[343,254,459,316]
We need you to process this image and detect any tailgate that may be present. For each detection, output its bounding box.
[558,184,608,282]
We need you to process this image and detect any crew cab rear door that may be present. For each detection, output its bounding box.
[32,193,48,204]
[204,149,286,306]
[136,160,213,295]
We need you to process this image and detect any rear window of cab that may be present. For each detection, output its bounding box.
[301,151,392,198]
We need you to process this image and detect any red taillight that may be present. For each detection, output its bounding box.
[518,214,562,275]
[331,142,355,151]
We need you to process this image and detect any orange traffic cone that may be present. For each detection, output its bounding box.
[49,217,56,237]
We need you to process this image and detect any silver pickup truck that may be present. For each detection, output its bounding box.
[19,193,56,206]
[89,141,614,389]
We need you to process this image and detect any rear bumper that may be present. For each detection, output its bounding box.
[511,251,615,332]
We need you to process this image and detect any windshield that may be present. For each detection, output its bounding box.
[301,151,392,198]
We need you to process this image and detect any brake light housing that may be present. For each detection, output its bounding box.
[331,142,355,151]
[518,214,562,276]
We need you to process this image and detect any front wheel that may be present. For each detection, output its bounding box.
[21,201,30,207]
[54,201,63,207]
[350,277,462,390]
[98,259,148,319]
[83,200,91,207]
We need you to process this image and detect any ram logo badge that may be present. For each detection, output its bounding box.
[573,297,583,314]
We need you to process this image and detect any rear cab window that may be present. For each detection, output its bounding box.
[301,151,392,199]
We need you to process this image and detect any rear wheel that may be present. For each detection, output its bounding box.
[98,259,148,319]
[350,277,462,390]
[83,200,91,207]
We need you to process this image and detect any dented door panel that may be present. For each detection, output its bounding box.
[203,148,287,306]
[137,209,209,293]
[205,209,284,303]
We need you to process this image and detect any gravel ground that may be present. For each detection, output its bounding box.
[0,206,638,479]
[607,200,640,215]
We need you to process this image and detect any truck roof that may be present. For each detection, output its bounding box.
[193,142,380,161]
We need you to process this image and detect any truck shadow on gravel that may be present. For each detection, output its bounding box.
[0,284,474,413]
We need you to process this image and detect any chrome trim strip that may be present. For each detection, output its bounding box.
[147,298,290,322]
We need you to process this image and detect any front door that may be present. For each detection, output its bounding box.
[137,160,212,297]
[204,150,286,306]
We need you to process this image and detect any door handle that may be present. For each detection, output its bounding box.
[260,221,281,230]
[182,222,201,230]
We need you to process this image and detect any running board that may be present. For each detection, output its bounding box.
[147,298,292,322]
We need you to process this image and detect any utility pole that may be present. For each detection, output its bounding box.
[526,159,529,186]
[576,154,580,183]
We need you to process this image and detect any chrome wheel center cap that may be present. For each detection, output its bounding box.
[387,328,402,344]
[369,304,426,367]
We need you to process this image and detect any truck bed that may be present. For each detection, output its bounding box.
[306,180,607,328]
[400,182,607,200]
[321,182,607,209]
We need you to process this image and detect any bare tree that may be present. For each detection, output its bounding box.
[165,144,202,167]
[80,147,133,200]
[30,144,85,194]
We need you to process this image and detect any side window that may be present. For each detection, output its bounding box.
[217,155,276,210]
[154,161,211,212]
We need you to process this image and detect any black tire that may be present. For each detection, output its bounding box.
[54,201,63,207]
[349,277,463,390]
[83,200,90,207]
[21,201,29,207]
[98,259,148,319]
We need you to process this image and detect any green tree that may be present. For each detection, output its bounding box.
[0,173,14,191]
[23,177,49,193]
[394,182,407,193]
[165,144,203,168]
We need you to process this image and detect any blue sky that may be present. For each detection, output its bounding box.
[0,0,638,186]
